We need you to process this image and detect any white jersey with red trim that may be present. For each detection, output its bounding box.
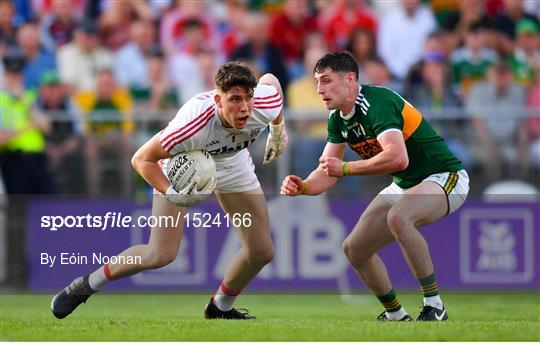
[159,84,283,162]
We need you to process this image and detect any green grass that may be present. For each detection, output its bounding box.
[1,293,539,341]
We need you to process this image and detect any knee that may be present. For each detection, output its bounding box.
[145,247,178,269]
[245,246,274,266]
[342,238,371,265]
[386,209,411,239]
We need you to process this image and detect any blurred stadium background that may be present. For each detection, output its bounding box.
[1,0,539,319]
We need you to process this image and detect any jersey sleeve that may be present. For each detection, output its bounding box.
[253,84,283,124]
[327,112,345,143]
[367,99,404,138]
[159,98,215,155]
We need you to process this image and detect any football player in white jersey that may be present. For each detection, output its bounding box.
[51,62,288,320]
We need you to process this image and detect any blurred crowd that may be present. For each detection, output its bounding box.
[0,0,539,196]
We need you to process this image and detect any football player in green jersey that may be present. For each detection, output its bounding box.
[281,51,469,321]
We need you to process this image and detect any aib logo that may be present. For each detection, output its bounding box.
[460,208,534,284]
[476,222,517,272]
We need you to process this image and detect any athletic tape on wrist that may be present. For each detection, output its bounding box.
[342,161,349,176]
[302,181,309,195]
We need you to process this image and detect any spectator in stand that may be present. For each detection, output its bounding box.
[132,47,179,167]
[197,49,218,93]
[477,17,502,55]
[404,31,446,92]
[364,57,403,93]
[406,53,473,169]
[519,60,540,170]
[17,22,56,90]
[322,0,377,51]
[114,20,156,91]
[494,0,540,56]
[378,0,437,80]
[39,0,80,52]
[288,46,328,112]
[346,28,377,82]
[287,45,328,142]
[269,0,318,81]
[160,0,219,55]
[450,21,498,99]
[0,49,55,194]
[36,70,85,194]
[0,0,21,47]
[168,18,220,104]
[466,61,526,180]
[423,30,452,58]
[73,68,134,196]
[231,12,289,93]
[439,0,486,52]
[57,20,113,92]
[134,47,178,111]
[98,0,153,52]
[303,31,329,52]
[508,18,540,87]
[0,48,56,285]
[494,0,540,39]
[220,1,249,59]
[407,53,460,110]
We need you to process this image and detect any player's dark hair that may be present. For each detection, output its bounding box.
[313,51,359,80]
[215,61,257,93]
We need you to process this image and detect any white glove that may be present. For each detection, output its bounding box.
[263,120,288,165]
[165,176,216,207]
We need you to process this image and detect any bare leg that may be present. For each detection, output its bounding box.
[106,195,185,279]
[386,181,447,279]
[216,187,273,292]
[342,195,395,295]
[51,195,186,319]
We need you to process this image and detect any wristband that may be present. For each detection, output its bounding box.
[342,161,349,176]
[302,181,309,195]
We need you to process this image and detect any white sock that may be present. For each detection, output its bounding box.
[212,284,239,311]
[386,306,408,320]
[88,265,112,291]
[423,295,443,310]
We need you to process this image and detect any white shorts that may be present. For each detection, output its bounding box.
[380,169,469,215]
[158,149,260,194]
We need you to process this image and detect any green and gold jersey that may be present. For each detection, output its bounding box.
[327,85,462,189]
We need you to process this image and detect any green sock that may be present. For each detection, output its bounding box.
[376,289,402,312]
[419,273,439,297]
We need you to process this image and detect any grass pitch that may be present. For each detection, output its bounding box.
[1,293,539,341]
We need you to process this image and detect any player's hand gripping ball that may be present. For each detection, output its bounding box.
[165,150,216,207]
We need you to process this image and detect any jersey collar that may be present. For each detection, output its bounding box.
[339,84,362,120]
[340,104,356,120]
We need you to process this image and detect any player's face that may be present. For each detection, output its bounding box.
[215,87,254,129]
[314,69,355,111]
